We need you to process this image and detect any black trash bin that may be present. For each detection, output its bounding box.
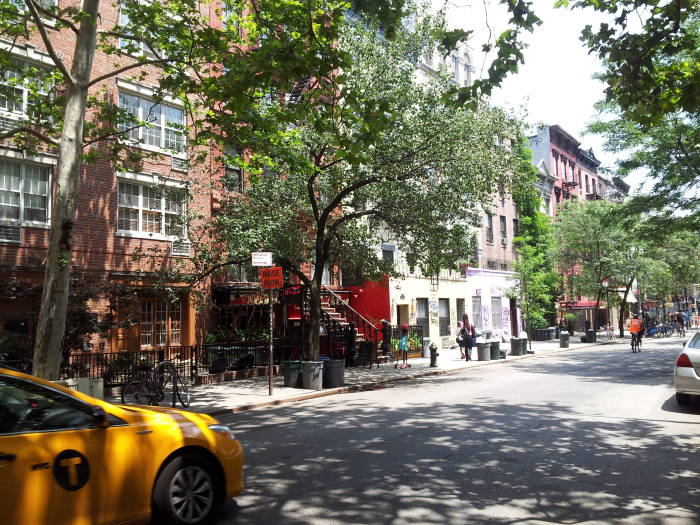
[490,340,500,360]
[547,327,556,340]
[586,329,596,343]
[323,359,345,388]
[510,337,521,356]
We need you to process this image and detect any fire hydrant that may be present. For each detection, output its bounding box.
[429,343,439,367]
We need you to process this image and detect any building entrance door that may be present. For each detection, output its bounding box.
[397,304,409,327]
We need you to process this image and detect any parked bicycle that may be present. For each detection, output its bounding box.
[0,352,32,373]
[121,358,190,408]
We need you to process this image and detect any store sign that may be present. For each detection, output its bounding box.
[251,252,273,267]
[280,284,304,304]
[259,267,284,289]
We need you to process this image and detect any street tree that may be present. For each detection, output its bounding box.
[554,200,643,331]
[168,11,536,360]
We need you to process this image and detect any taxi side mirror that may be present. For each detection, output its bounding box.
[91,405,109,427]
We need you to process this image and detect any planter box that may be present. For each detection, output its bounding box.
[54,378,104,400]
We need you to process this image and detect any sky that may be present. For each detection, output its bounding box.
[441,0,623,178]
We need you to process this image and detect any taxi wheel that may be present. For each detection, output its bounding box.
[153,454,218,525]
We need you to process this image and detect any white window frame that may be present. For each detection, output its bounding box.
[116,79,186,156]
[0,44,54,129]
[0,156,52,233]
[116,174,187,241]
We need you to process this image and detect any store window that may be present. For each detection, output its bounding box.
[140,298,181,348]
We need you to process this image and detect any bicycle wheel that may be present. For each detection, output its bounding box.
[174,371,190,408]
[122,380,155,405]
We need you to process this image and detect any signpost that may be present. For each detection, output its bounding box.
[253,253,283,396]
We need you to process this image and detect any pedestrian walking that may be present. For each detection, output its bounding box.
[395,323,410,369]
[457,314,476,361]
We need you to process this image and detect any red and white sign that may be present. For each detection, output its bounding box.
[259,267,284,289]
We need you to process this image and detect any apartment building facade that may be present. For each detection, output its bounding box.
[0,1,230,355]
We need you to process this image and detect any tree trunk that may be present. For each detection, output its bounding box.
[593,288,603,331]
[306,279,321,361]
[618,276,634,338]
[32,0,99,379]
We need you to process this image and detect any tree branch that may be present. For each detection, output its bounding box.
[0,125,59,145]
[86,57,173,88]
[25,0,75,85]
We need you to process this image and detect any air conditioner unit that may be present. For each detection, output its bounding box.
[171,156,188,172]
[500,237,507,246]
[171,241,191,256]
[0,225,21,243]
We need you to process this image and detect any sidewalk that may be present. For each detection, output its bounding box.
[184,336,603,417]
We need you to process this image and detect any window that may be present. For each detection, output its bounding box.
[438,298,449,336]
[499,215,507,241]
[416,298,429,337]
[0,374,96,435]
[472,296,481,329]
[0,159,49,224]
[456,298,465,320]
[512,218,519,238]
[500,262,509,271]
[140,298,181,348]
[592,179,597,194]
[491,296,502,329]
[381,244,395,265]
[224,144,243,193]
[0,62,52,129]
[118,91,185,152]
[487,260,497,269]
[117,181,186,238]
[585,174,590,193]
[119,2,158,58]
[485,213,494,243]
[553,152,559,177]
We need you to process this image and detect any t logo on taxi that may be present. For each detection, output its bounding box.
[53,449,90,491]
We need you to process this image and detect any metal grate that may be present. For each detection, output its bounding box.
[171,156,188,172]
[171,240,190,256]
[0,225,21,243]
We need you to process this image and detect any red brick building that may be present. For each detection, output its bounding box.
[0,1,229,355]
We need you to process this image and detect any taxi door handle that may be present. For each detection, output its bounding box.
[0,453,16,462]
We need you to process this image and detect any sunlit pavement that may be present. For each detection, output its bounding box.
[183,336,604,416]
[210,332,700,525]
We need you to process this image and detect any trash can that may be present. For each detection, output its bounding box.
[490,340,501,360]
[510,337,521,356]
[559,330,570,348]
[323,359,345,388]
[555,326,560,339]
[535,328,547,341]
[547,327,556,340]
[283,360,302,388]
[477,341,491,361]
[520,338,529,354]
[586,329,596,343]
[301,361,323,390]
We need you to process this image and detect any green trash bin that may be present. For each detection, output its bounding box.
[490,340,501,360]
[283,361,302,388]
[477,341,491,361]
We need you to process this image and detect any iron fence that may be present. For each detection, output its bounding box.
[62,346,196,387]
[197,341,274,375]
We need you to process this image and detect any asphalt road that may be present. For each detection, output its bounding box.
[213,335,700,525]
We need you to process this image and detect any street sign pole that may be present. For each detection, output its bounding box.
[269,288,273,396]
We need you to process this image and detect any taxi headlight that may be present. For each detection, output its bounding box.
[209,424,236,440]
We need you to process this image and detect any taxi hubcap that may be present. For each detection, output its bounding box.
[169,465,214,523]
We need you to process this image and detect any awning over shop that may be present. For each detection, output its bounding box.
[563,300,606,310]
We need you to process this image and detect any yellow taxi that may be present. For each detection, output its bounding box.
[0,367,244,525]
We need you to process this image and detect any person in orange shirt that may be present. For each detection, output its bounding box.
[629,314,644,352]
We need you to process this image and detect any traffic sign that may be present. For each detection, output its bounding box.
[252,252,273,266]
[259,266,283,289]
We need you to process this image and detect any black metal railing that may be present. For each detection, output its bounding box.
[320,285,381,347]
[62,346,196,387]
[196,341,274,375]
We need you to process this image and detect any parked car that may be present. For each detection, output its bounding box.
[674,331,700,405]
[0,366,243,525]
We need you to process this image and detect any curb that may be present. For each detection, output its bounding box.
[204,341,603,417]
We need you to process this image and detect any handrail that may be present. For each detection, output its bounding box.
[321,285,379,329]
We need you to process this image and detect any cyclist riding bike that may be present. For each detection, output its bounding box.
[629,314,644,353]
